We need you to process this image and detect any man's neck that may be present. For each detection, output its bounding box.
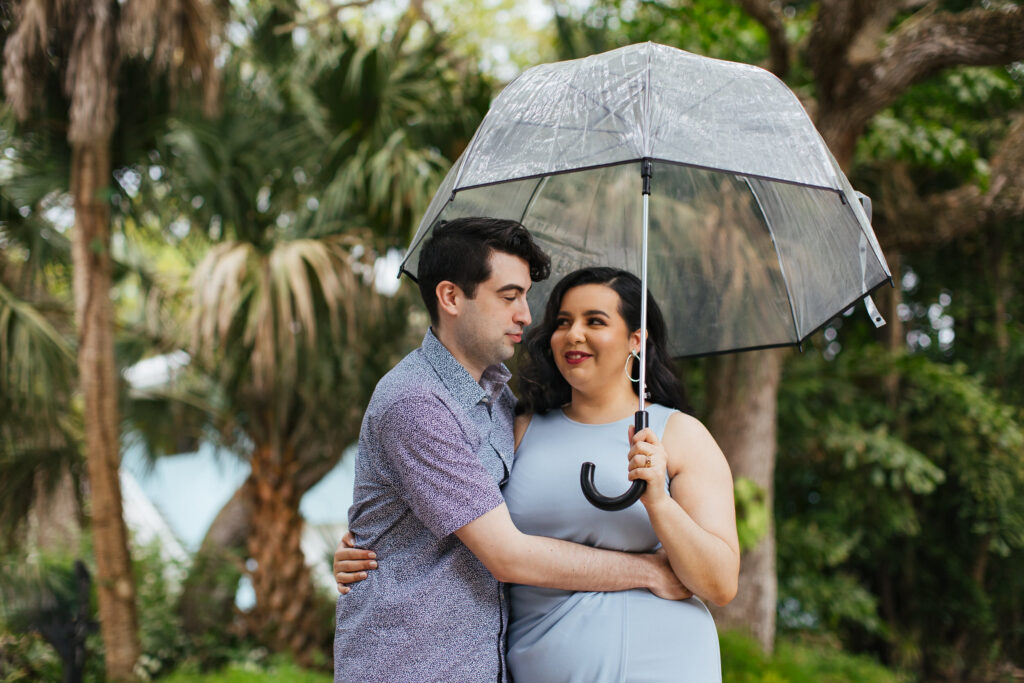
[432,325,485,383]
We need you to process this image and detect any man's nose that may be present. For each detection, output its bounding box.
[514,299,531,327]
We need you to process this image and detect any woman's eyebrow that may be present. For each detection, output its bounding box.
[583,309,609,317]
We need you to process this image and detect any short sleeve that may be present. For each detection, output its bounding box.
[377,395,505,538]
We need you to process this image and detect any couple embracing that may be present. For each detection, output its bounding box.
[333,217,739,682]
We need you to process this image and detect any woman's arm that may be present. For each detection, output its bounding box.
[627,413,740,606]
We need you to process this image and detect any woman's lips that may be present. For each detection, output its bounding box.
[564,351,592,365]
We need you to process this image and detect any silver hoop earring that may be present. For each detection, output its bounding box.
[624,350,641,383]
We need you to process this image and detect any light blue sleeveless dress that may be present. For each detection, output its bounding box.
[503,404,721,682]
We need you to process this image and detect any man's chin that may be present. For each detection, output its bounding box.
[497,342,517,362]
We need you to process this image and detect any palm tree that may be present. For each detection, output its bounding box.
[147,9,492,663]
[0,268,80,551]
[2,1,220,677]
[0,106,82,555]
[160,99,410,666]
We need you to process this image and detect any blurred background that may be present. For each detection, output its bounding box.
[1,0,1022,680]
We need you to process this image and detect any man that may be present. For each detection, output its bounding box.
[333,217,686,682]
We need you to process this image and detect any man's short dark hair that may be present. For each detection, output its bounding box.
[417,217,551,324]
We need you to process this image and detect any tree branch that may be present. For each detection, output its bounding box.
[876,115,1024,251]
[272,0,377,35]
[823,6,1024,155]
[734,0,790,78]
[807,0,889,104]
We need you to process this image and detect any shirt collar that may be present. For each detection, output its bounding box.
[422,328,510,409]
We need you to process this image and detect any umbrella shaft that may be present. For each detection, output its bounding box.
[639,192,649,412]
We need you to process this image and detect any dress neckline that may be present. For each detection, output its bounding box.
[558,407,638,427]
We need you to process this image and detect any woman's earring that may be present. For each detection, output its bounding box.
[624,350,641,383]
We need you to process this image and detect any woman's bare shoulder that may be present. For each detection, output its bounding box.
[664,411,725,459]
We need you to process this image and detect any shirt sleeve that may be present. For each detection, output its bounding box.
[377,394,505,538]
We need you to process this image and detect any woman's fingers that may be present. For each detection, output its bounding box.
[628,440,655,455]
[336,571,366,592]
[631,427,659,444]
[333,547,375,571]
[335,558,378,574]
[335,558,378,594]
[628,452,656,472]
[334,543,378,595]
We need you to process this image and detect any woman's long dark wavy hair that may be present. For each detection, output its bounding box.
[516,267,690,415]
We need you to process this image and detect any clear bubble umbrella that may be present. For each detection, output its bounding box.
[400,42,892,510]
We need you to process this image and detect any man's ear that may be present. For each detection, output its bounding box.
[435,280,462,318]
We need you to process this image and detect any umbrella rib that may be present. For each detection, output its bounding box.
[643,42,652,157]
[517,176,547,226]
[744,178,803,344]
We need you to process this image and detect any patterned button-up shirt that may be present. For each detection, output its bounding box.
[334,329,515,683]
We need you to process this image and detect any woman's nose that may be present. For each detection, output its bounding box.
[567,322,585,342]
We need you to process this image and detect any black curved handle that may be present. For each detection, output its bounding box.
[579,410,648,511]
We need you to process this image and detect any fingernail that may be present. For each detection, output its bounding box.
[368,552,376,559]
[369,561,377,568]
[360,571,368,578]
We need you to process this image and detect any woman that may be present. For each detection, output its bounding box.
[504,266,738,681]
[336,267,739,681]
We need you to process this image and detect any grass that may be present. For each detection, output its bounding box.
[160,632,904,682]
[160,658,331,682]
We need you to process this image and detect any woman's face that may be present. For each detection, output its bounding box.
[549,283,641,392]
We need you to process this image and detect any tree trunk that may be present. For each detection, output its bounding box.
[70,141,140,681]
[246,444,328,668]
[26,466,83,554]
[178,482,252,643]
[179,450,346,643]
[990,238,1010,388]
[704,348,784,653]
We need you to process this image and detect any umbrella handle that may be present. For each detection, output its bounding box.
[580,410,648,511]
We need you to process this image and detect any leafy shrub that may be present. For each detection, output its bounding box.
[776,347,1024,678]
[721,630,906,683]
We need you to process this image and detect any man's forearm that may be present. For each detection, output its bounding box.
[498,534,660,592]
[456,504,685,598]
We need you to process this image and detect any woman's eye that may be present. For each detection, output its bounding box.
[555,318,570,326]
[588,317,605,325]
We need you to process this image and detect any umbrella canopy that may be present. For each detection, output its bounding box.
[400,42,891,358]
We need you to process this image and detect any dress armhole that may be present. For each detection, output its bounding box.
[514,414,534,452]
[652,404,677,440]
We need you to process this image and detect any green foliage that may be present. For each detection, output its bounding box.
[161,655,331,682]
[721,630,906,683]
[552,0,775,65]
[0,550,102,683]
[0,629,64,682]
[776,345,1024,676]
[0,540,318,682]
[734,476,769,552]
[858,66,1022,186]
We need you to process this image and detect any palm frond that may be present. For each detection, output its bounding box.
[0,280,74,415]
[189,234,376,398]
